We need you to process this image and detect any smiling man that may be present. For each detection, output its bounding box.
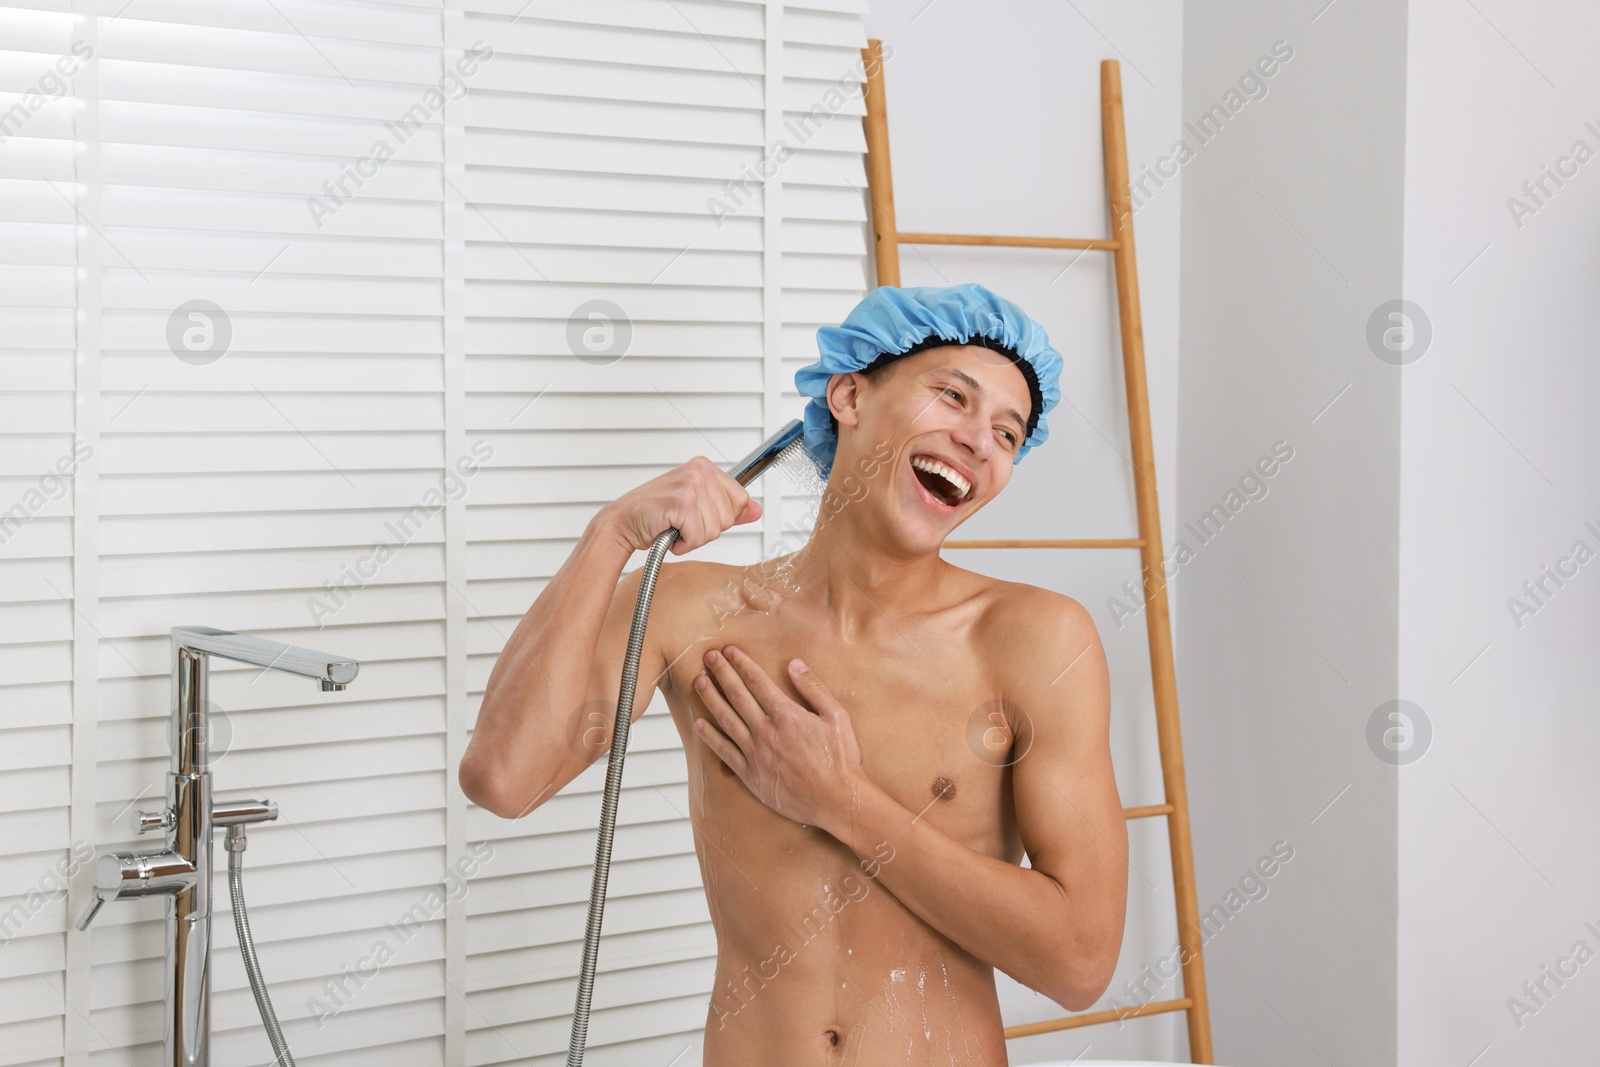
[461,283,1128,1065]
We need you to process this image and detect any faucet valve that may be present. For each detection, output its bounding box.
[74,850,196,930]
[135,808,173,835]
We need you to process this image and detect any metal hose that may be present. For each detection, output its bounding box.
[227,831,296,1067]
[566,525,679,1066]
[565,420,810,1065]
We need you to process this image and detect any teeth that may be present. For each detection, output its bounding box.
[911,455,970,502]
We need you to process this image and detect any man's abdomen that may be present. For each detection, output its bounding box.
[695,829,1010,1066]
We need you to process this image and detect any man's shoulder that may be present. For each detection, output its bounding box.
[970,576,1110,733]
[970,573,1103,664]
[644,557,727,604]
[621,559,748,678]
[650,558,757,623]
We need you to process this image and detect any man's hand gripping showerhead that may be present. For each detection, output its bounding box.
[602,454,763,556]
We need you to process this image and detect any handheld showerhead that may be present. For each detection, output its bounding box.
[727,418,828,501]
[650,419,824,555]
[728,418,804,484]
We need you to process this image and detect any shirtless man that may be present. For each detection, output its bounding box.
[460,284,1128,1065]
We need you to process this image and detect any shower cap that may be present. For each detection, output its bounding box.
[793,283,1063,479]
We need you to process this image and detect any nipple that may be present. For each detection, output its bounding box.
[930,774,956,801]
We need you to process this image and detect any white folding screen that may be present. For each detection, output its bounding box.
[0,0,872,1064]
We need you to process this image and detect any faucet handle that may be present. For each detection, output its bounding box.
[74,895,108,931]
[135,808,173,835]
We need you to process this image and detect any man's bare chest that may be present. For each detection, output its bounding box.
[654,564,1022,859]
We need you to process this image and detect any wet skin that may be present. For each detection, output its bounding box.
[463,346,1131,1063]
[640,556,1045,1066]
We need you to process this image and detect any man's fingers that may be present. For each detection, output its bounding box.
[720,645,792,716]
[695,670,754,750]
[788,659,841,717]
[734,497,762,525]
[716,470,758,531]
[705,649,770,728]
[692,714,746,776]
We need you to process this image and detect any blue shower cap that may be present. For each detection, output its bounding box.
[794,283,1063,479]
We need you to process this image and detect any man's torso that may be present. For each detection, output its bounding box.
[650,556,1029,1066]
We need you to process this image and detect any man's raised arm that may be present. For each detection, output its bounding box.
[459,456,761,819]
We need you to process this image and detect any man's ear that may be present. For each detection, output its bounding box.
[827,371,865,430]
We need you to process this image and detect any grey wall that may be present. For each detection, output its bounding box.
[1399,1,1600,1064]
[1176,1,1407,1064]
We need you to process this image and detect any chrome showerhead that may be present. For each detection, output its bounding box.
[726,419,827,498]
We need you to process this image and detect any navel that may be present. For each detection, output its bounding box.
[930,774,957,801]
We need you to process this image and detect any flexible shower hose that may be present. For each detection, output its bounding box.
[229,838,296,1067]
[566,524,679,1067]
[565,419,811,1066]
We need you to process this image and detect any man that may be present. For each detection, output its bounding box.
[461,283,1128,1065]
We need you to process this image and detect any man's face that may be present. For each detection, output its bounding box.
[827,344,1033,543]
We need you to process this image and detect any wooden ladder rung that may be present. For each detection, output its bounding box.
[1124,803,1174,821]
[898,232,1120,252]
[943,537,1144,549]
[1004,997,1193,1039]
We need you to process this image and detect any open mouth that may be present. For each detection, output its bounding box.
[909,453,972,510]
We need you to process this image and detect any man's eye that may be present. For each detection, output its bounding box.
[942,387,963,402]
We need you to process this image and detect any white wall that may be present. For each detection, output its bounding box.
[858,2,1187,1062]
[1176,1,1406,1065]
[1399,1,1600,1064]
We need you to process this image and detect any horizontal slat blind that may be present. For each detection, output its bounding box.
[0,0,868,1064]
[0,1,89,1064]
[458,1,867,1064]
[87,0,459,1062]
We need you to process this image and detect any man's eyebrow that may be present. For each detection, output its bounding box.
[925,366,1028,436]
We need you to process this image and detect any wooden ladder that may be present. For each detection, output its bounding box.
[857,41,1214,1063]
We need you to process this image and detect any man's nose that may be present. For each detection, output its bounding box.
[948,415,994,461]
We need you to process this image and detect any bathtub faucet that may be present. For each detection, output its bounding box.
[75,626,359,1066]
